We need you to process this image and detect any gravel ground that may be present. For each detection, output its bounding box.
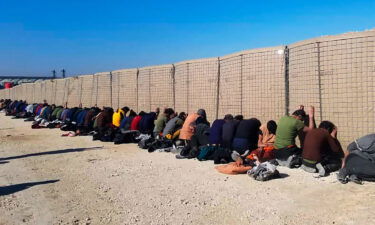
[0,113,375,225]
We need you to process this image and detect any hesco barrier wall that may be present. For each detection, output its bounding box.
[219,47,286,124]
[1,29,375,146]
[174,58,219,122]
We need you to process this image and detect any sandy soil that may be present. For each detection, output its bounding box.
[0,113,375,225]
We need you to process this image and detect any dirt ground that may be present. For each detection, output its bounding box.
[0,114,375,225]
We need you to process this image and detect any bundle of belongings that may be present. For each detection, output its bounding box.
[247,162,280,181]
[337,133,375,184]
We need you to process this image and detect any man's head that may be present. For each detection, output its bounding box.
[234,115,243,121]
[129,110,137,117]
[164,108,175,118]
[267,120,277,135]
[122,106,130,113]
[319,121,336,134]
[178,112,187,120]
[292,109,306,121]
[197,109,207,119]
[224,114,234,121]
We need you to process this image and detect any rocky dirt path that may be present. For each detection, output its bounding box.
[0,114,374,225]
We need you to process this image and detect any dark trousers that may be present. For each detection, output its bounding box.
[190,134,210,149]
[274,146,302,160]
[303,156,342,173]
[182,134,209,158]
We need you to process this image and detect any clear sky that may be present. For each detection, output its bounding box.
[1,0,374,77]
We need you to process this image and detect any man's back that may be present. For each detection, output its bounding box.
[303,128,343,162]
[274,116,305,149]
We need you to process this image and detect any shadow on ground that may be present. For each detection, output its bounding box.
[0,179,59,196]
[0,161,9,164]
[278,173,290,179]
[0,146,103,161]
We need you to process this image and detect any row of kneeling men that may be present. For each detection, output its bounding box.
[1,99,374,184]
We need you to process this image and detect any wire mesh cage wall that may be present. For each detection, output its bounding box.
[242,47,286,123]
[79,75,94,108]
[219,54,242,118]
[11,85,17,100]
[318,31,375,147]
[174,62,189,115]
[0,89,5,99]
[44,80,56,105]
[95,72,112,108]
[17,85,23,100]
[23,84,29,101]
[11,85,18,100]
[137,67,151,112]
[40,81,47,103]
[149,65,174,111]
[190,58,219,122]
[24,83,34,103]
[13,85,19,100]
[112,69,138,112]
[54,79,67,106]
[66,77,81,107]
[20,84,26,100]
[175,58,219,122]
[288,41,322,122]
[6,89,10,100]
[33,81,43,103]
[111,71,120,110]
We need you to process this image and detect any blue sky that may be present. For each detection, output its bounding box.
[1,0,374,77]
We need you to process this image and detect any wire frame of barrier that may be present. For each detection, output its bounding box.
[219,55,242,118]
[150,65,174,111]
[25,83,34,103]
[80,75,94,108]
[33,82,43,103]
[137,68,151,112]
[174,63,189,115]
[66,77,81,107]
[95,72,112,108]
[241,47,286,123]
[319,34,375,146]
[44,80,56,105]
[174,58,219,121]
[111,71,120,110]
[288,42,322,122]
[40,81,46,103]
[18,84,25,101]
[113,69,138,112]
[54,79,67,106]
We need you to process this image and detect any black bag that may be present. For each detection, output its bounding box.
[147,139,173,152]
[114,131,139,145]
[138,137,155,149]
[213,148,233,164]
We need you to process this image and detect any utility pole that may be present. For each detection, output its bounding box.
[52,70,56,79]
[61,69,66,78]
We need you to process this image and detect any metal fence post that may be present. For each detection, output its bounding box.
[187,63,190,113]
[136,68,139,112]
[109,71,113,108]
[172,64,176,109]
[240,54,243,115]
[284,46,290,116]
[216,57,221,120]
[316,42,323,121]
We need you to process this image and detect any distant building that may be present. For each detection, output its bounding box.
[0,76,53,89]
